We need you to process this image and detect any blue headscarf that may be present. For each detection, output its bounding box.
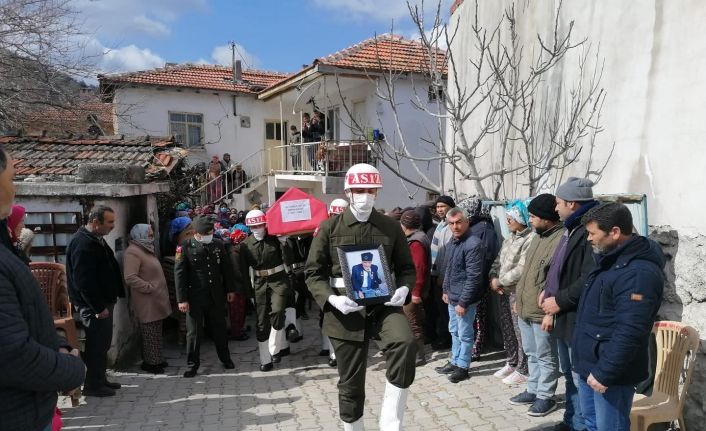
[505,199,530,226]
[230,223,250,235]
[169,217,192,242]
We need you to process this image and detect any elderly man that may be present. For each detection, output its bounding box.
[573,202,664,430]
[435,207,486,383]
[1,147,85,430]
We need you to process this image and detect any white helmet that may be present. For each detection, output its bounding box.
[329,198,349,215]
[245,209,266,226]
[344,163,382,191]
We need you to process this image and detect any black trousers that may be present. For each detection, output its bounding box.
[329,308,416,423]
[430,276,450,341]
[185,303,231,369]
[291,270,310,318]
[83,304,114,388]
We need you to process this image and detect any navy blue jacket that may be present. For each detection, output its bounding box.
[442,229,486,308]
[572,235,665,386]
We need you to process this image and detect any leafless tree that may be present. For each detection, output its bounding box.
[335,0,613,200]
[0,0,98,131]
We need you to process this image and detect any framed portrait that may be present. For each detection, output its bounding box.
[337,244,396,306]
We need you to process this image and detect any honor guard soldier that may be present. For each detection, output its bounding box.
[305,163,417,431]
[175,215,237,378]
[284,233,311,342]
[239,209,295,371]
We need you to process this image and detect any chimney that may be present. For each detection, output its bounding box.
[235,60,242,83]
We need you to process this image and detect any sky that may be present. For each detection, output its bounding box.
[74,0,453,76]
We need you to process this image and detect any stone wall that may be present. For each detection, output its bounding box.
[650,226,706,424]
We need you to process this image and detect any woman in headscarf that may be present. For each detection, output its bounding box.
[457,197,500,361]
[7,204,30,264]
[488,199,534,384]
[123,224,172,374]
[207,156,222,204]
[168,216,195,255]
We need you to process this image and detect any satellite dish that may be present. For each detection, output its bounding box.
[292,81,321,114]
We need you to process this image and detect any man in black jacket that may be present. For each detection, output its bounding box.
[0,147,86,430]
[540,178,599,431]
[66,205,125,397]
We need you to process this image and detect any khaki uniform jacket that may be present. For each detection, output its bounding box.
[305,208,416,342]
[515,224,564,323]
[238,235,295,295]
[174,238,236,306]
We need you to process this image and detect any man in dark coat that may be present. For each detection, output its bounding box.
[66,205,125,397]
[0,147,86,431]
[540,177,599,431]
[175,215,237,377]
[573,202,664,430]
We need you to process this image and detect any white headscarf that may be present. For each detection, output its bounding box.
[129,224,154,253]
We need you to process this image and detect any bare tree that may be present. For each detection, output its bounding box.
[0,0,97,131]
[335,0,613,200]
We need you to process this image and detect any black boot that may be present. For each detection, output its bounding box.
[260,363,273,372]
[448,368,469,383]
[434,361,457,374]
[183,367,198,378]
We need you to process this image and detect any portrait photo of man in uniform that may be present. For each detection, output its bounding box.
[340,247,391,304]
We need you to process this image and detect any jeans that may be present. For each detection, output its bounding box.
[518,318,559,400]
[448,302,477,369]
[557,337,586,430]
[578,376,635,431]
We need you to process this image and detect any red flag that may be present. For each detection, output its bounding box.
[266,187,329,235]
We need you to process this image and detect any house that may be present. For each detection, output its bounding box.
[2,134,185,367]
[99,34,446,210]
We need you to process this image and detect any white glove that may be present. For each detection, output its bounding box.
[328,295,364,315]
[278,235,289,244]
[384,286,409,307]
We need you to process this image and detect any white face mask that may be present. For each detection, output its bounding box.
[348,191,376,222]
[252,227,266,241]
[197,234,213,244]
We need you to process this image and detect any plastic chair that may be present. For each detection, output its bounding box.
[630,321,701,431]
[29,263,80,348]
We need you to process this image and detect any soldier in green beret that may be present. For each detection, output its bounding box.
[175,215,237,378]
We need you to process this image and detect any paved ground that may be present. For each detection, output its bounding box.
[59,314,566,430]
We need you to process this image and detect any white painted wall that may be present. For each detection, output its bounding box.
[448,0,706,232]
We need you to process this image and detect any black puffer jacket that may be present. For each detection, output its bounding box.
[0,245,86,431]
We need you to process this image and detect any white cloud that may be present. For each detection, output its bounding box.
[132,15,171,38]
[100,44,165,73]
[210,44,261,69]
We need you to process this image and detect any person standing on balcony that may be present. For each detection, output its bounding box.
[207,156,222,204]
[233,164,248,194]
[306,163,417,431]
[289,125,302,172]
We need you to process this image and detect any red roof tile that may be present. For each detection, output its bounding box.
[1,135,185,181]
[316,34,447,75]
[99,65,291,94]
[24,95,114,136]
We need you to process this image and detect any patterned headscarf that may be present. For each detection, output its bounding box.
[505,199,530,226]
[230,229,248,245]
[457,197,491,221]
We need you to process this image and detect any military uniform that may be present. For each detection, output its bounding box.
[287,235,312,319]
[238,234,295,344]
[305,208,417,423]
[175,237,236,371]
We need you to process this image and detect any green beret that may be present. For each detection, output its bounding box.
[193,215,215,234]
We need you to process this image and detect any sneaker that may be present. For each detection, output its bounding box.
[528,398,558,417]
[502,370,528,385]
[509,390,537,405]
[448,367,469,383]
[493,363,515,379]
[434,361,458,375]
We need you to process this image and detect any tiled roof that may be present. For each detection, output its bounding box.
[316,34,447,75]
[99,65,291,94]
[25,98,114,136]
[0,135,185,181]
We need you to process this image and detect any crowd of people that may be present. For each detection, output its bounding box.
[0,145,666,431]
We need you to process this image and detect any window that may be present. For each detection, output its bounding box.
[428,85,445,102]
[265,121,285,140]
[24,212,81,263]
[326,107,340,141]
[169,112,204,147]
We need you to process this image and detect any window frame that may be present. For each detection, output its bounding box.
[169,111,204,148]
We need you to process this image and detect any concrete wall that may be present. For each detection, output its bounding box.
[449,0,706,423]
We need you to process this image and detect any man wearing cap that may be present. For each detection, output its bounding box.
[306,163,417,431]
[508,194,564,417]
[540,178,599,431]
[400,209,431,366]
[429,195,455,349]
[350,252,384,298]
[175,215,237,378]
[238,209,295,372]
